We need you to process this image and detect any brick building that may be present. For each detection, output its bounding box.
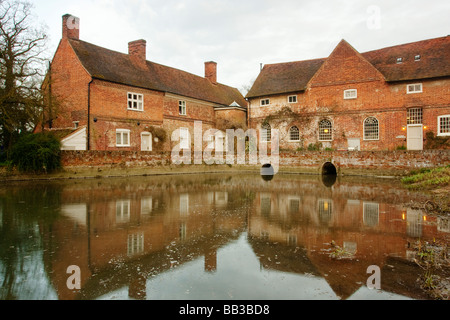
[246,36,450,151]
[41,14,247,151]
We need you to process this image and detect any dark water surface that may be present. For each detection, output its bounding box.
[0,173,448,300]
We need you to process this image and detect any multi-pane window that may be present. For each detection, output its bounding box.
[407,107,423,124]
[438,115,450,136]
[363,117,379,140]
[344,89,357,99]
[261,123,271,142]
[127,93,143,111]
[260,98,270,106]
[179,100,186,115]
[116,129,130,147]
[127,233,144,256]
[289,126,300,141]
[288,95,297,103]
[318,119,332,141]
[407,83,423,94]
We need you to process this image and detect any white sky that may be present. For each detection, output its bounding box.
[31,0,450,93]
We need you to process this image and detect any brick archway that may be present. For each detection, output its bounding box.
[321,161,337,175]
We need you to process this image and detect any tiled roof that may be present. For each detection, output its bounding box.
[246,58,325,98]
[362,36,450,82]
[246,36,450,98]
[69,39,247,108]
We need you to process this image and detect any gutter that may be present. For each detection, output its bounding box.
[87,79,93,150]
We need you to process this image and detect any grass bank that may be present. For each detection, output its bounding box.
[401,165,450,215]
[401,165,450,190]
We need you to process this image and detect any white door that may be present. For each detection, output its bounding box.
[141,132,152,151]
[407,125,423,150]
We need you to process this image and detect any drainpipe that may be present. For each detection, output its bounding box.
[87,79,93,150]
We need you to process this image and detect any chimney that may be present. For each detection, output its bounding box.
[128,39,147,63]
[62,14,80,40]
[205,61,217,84]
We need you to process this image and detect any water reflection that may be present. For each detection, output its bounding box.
[0,174,448,300]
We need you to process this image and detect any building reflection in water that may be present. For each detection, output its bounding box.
[9,174,447,300]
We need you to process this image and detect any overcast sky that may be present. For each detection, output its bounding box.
[32,0,450,93]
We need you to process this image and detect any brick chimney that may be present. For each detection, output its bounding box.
[205,61,217,84]
[62,14,80,40]
[128,39,147,63]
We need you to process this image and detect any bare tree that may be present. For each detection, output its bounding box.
[0,0,48,150]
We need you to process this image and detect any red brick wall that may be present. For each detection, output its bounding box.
[248,41,450,151]
[45,39,91,129]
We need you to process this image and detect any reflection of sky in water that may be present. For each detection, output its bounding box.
[98,233,410,300]
[1,174,442,300]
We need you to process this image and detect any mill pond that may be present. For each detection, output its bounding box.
[0,173,448,300]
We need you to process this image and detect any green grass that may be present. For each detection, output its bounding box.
[401,165,450,190]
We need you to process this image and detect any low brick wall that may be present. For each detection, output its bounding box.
[61,150,450,174]
[61,150,170,167]
[279,150,450,172]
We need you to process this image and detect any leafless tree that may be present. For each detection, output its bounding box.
[0,0,48,150]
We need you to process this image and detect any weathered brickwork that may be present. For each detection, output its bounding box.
[40,14,247,152]
[247,38,450,151]
[61,150,450,174]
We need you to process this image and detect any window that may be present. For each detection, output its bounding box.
[363,202,379,227]
[127,93,143,111]
[407,83,423,94]
[260,98,270,106]
[318,119,332,141]
[438,115,450,136]
[127,233,144,256]
[288,95,297,103]
[363,117,379,140]
[318,199,332,223]
[415,55,421,61]
[179,100,186,115]
[396,57,403,64]
[289,126,300,141]
[344,89,357,99]
[116,129,130,147]
[261,123,271,142]
[179,127,190,149]
[407,107,423,124]
[116,200,130,223]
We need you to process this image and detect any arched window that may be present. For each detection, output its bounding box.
[261,123,271,142]
[363,117,379,140]
[289,126,300,141]
[318,119,332,141]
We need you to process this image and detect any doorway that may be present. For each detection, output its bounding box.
[141,132,152,151]
[407,125,423,150]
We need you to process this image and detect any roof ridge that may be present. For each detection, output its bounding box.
[69,38,234,88]
[361,35,449,54]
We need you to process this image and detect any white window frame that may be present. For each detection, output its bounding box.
[289,126,300,141]
[318,119,332,141]
[261,123,271,142]
[407,83,423,94]
[116,129,131,147]
[179,100,186,115]
[437,115,450,136]
[127,92,144,111]
[344,89,357,100]
[363,117,379,141]
[260,98,270,106]
[288,95,297,103]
